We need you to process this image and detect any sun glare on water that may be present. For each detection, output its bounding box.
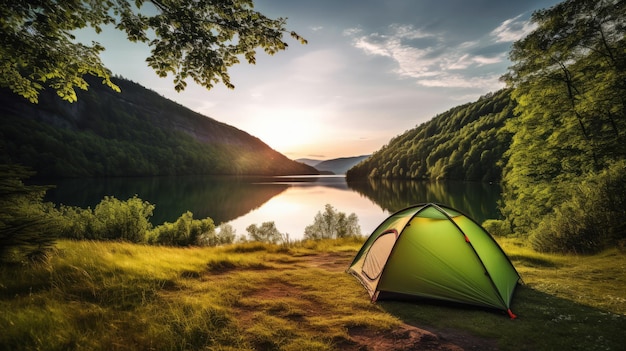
[225,181,389,241]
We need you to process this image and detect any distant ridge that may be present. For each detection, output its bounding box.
[296,158,323,168]
[297,155,370,175]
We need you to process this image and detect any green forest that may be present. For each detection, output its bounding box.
[348,0,626,254]
[347,88,514,182]
[0,77,316,178]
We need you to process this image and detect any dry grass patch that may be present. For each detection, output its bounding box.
[2,237,624,351]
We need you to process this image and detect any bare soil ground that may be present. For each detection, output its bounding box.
[238,251,500,351]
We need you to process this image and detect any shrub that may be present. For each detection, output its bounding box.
[246,221,285,244]
[212,223,236,245]
[56,205,94,239]
[482,219,512,236]
[56,196,154,243]
[304,204,361,240]
[196,218,234,246]
[90,196,155,242]
[149,211,218,246]
[530,161,626,254]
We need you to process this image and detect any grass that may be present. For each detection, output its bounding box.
[383,237,626,350]
[0,237,624,350]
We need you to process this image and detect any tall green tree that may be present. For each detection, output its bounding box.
[0,0,306,103]
[501,0,626,235]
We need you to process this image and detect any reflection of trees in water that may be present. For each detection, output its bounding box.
[347,178,502,223]
[42,176,288,225]
[41,176,501,227]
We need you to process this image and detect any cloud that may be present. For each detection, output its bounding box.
[490,14,537,43]
[416,73,502,89]
[447,52,506,70]
[346,24,506,90]
[342,27,362,37]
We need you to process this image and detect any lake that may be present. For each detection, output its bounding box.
[41,175,503,241]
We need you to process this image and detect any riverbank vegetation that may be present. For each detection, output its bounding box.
[1,238,624,351]
[0,164,361,263]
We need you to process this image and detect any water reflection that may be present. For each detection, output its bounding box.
[346,178,502,221]
[41,175,502,241]
[43,176,289,224]
[226,176,388,240]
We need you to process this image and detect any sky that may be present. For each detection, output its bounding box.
[78,0,563,160]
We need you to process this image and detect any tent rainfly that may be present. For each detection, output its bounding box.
[348,203,521,318]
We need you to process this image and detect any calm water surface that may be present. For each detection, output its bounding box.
[42,175,502,241]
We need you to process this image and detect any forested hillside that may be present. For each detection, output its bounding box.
[349,0,626,254]
[346,88,514,182]
[0,77,317,177]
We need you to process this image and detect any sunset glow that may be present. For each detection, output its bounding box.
[243,108,325,154]
[81,0,564,160]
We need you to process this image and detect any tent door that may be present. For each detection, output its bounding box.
[362,230,397,280]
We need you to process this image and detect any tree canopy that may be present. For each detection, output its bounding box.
[501,0,626,235]
[0,0,305,103]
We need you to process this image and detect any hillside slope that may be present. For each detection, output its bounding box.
[0,77,317,177]
[347,89,515,182]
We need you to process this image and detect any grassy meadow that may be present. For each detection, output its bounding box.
[1,237,624,351]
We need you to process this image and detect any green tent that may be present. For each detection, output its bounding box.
[348,203,521,318]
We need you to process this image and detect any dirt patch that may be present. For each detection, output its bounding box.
[228,251,498,350]
[341,325,463,351]
[248,280,305,301]
[298,251,499,351]
[298,251,355,272]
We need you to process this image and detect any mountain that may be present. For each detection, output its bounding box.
[346,89,515,182]
[296,155,370,175]
[295,158,322,168]
[0,76,318,178]
[314,155,370,175]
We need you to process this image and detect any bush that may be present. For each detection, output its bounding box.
[56,196,155,243]
[56,205,93,240]
[149,211,217,246]
[530,161,626,254]
[246,221,285,244]
[197,219,235,246]
[57,199,229,247]
[212,223,236,246]
[482,219,512,236]
[304,204,361,240]
[90,196,155,242]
